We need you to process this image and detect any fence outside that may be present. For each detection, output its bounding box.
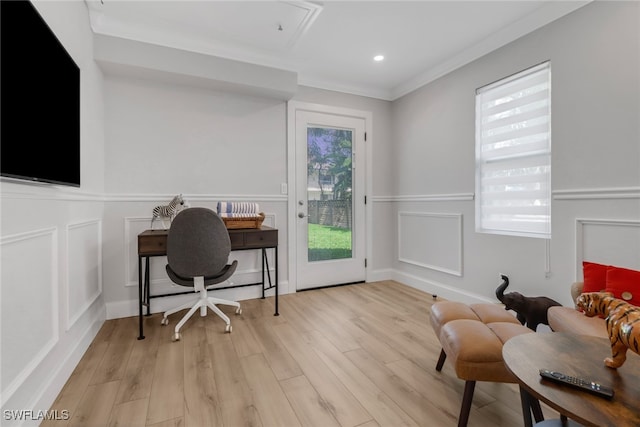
[308,199,352,229]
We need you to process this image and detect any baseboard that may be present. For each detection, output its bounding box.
[391,269,494,304]
[107,280,291,319]
[24,315,104,427]
[108,268,495,319]
[367,268,393,282]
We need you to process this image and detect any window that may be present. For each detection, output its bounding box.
[319,172,334,186]
[475,61,551,239]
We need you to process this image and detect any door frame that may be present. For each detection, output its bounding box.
[286,101,373,292]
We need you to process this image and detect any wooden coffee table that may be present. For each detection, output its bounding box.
[503,332,640,427]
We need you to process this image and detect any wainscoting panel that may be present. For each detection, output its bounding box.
[576,218,640,277]
[0,228,58,405]
[124,213,278,291]
[398,212,463,276]
[66,219,102,330]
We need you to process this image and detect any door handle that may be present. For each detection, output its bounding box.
[298,212,309,218]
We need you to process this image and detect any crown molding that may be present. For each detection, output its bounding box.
[298,77,394,102]
[87,0,322,69]
[390,1,590,101]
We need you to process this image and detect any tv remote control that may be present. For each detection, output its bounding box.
[539,369,614,399]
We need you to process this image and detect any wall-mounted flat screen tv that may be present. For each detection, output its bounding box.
[1,0,81,187]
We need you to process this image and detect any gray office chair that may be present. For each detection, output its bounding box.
[161,207,241,341]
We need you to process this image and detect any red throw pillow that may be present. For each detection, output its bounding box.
[582,261,609,292]
[605,266,640,307]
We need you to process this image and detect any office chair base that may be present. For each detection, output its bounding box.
[161,288,241,338]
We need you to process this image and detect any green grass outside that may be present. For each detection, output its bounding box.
[308,223,352,261]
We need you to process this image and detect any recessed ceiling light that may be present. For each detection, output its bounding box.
[373,55,384,62]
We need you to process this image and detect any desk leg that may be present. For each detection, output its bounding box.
[138,256,145,340]
[258,246,279,316]
[145,258,151,316]
[261,248,266,299]
[274,246,279,316]
[262,248,275,295]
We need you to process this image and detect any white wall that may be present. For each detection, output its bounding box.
[0,1,106,423]
[389,1,640,306]
[100,79,394,317]
[104,76,287,195]
[102,74,289,316]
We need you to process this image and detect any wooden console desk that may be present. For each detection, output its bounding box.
[137,226,279,339]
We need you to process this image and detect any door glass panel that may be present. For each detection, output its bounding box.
[307,127,353,262]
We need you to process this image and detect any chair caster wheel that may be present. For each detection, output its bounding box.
[161,317,169,326]
[225,324,232,333]
[172,332,181,342]
[235,307,242,315]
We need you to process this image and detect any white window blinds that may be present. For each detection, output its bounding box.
[475,62,551,239]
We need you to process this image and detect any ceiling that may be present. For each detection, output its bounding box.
[86,1,589,100]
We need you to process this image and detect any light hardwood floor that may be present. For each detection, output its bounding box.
[44,280,558,427]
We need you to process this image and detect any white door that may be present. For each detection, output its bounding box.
[295,111,366,290]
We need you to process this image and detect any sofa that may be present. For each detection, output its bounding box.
[547,281,608,338]
[549,262,640,338]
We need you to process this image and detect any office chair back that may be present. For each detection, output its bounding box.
[166,207,231,279]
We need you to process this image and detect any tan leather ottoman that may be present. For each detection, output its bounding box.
[430,301,521,339]
[430,302,532,427]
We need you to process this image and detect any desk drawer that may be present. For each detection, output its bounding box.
[229,232,244,249]
[244,229,278,247]
[138,235,167,255]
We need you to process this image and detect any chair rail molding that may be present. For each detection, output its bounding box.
[0,227,59,407]
[372,187,640,202]
[0,186,104,201]
[372,193,474,203]
[554,186,640,200]
[105,193,287,202]
[5,187,635,203]
[0,189,288,203]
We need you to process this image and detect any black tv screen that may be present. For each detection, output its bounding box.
[1,0,80,187]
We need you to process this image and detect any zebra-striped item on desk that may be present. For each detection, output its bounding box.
[151,194,186,229]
